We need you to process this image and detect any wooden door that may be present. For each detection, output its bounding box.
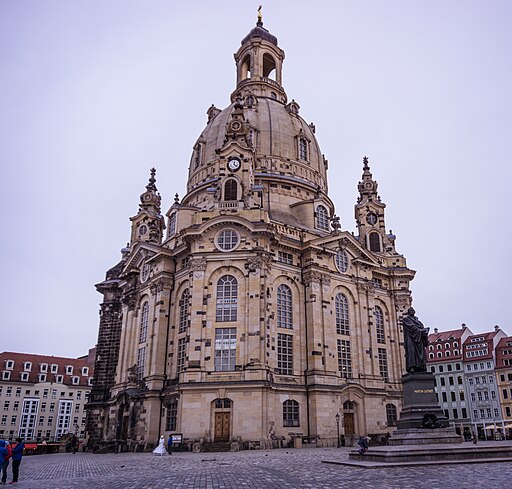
[214,412,230,441]
[344,413,355,435]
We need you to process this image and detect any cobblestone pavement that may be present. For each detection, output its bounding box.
[5,446,512,489]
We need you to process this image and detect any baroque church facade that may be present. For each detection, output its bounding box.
[86,19,415,450]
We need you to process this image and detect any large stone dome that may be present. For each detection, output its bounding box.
[186,96,326,194]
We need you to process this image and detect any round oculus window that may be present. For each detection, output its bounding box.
[335,249,349,273]
[366,212,378,225]
[138,224,148,236]
[216,229,240,251]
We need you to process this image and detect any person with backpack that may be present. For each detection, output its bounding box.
[10,438,25,484]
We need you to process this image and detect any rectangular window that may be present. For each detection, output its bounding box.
[442,392,448,402]
[177,338,187,373]
[449,376,454,386]
[38,415,44,426]
[19,399,39,440]
[477,392,483,401]
[283,401,300,427]
[10,416,17,426]
[137,347,146,380]
[13,401,19,411]
[55,399,73,438]
[504,389,509,400]
[1,416,6,426]
[277,333,293,375]
[452,409,458,419]
[473,409,478,419]
[15,388,21,397]
[486,408,491,418]
[65,366,73,375]
[214,328,237,372]
[506,407,511,417]
[468,378,474,385]
[459,390,465,401]
[378,348,389,382]
[479,408,485,418]
[165,400,178,432]
[462,408,467,418]
[3,401,9,411]
[278,251,293,265]
[451,391,456,402]
[440,377,446,386]
[77,391,82,400]
[337,340,352,378]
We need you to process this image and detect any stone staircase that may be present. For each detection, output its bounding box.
[202,441,232,452]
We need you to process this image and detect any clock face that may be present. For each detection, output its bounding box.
[227,158,241,172]
[366,212,378,225]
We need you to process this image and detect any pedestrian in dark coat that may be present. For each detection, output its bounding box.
[10,438,25,484]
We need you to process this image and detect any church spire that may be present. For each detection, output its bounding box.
[357,156,379,202]
[129,168,165,246]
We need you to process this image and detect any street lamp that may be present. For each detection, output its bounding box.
[335,413,340,448]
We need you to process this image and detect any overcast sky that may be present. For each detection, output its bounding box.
[1,1,511,358]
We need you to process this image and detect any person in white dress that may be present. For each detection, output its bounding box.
[152,435,168,456]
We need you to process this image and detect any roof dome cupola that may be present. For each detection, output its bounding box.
[232,8,287,103]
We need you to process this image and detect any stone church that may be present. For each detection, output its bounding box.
[86,18,415,451]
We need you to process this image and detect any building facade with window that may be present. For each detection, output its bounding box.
[427,325,473,432]
[462,327,507,437]
[0,351,94,442]
[86,19,415,451]
[495,336,512,429]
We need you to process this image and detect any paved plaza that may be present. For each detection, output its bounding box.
[5,445,512,489]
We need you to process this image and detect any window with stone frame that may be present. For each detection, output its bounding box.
[369,232,381,252]
[335,293,349,335]
[335,249,349,273]
[278,251,293,265]
[283,399,300,427]
[136,346,146,380]
[277,333,293,375]
[378,348,389,381]
[386,403,397,426]
[299,137,308,161]
[177,338,187,373]
[169,213,176,235]
[216,275,238,322]
[224,179,238,201]
[19,398,39,440]
[337,339,352,378]
[179,289,190,333]
[315,205,329,231]
[217,230,239,251]
[139,301,149,343]
[166,399,178,431]
[277,284,293,329]
[214,328,237,371]
[375,306,385,344]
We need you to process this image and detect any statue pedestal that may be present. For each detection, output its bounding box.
[390,371,461,445]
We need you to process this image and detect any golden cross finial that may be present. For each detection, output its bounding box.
[257,5,262,23]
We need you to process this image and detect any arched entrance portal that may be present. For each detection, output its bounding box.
[213,398,232,442]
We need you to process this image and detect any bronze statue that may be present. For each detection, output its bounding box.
[402,307,429,373]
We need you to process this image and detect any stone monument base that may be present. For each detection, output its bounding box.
[389,427,461,445]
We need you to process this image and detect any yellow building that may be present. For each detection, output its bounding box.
[86,18,414,451]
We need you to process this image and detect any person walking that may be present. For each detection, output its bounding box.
[9,438,24,484]
[0,440,11,485]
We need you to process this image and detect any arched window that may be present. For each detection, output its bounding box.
[429,353,434,359]
[375,306,385,344]
[194,143,202,168]
[386,404,397,426]
[139,301,149,343]
[277,284,292,329]
[263,53,276,80]
[335,293,349,335]
[335,249,348,273]
[169,213,176,235]
[369,232,381,252]
[179,289,190,333]
[283,400,299,427]
[316,205,329,231]
[299,137,308,160]
[446,351,451,357]
[216,275,238,322]
[241,54,251,80]
[224,179,238,201]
